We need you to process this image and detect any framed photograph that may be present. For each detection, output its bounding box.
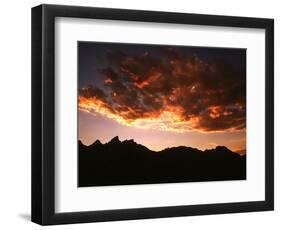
[31,4,274,225]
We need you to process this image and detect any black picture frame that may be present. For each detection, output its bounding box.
[31,4,274,225]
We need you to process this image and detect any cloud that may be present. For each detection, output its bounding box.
[79,47,246,133]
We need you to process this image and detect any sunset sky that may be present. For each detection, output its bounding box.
[78,42,246,154]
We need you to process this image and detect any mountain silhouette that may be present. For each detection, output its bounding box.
[78,136,246,187]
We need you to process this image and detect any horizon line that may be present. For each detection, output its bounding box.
[78,136,246,156]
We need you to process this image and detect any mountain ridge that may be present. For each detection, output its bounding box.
[79,136,246,187]
[80,136,242,155]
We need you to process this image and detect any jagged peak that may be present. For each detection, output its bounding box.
[123,139,135,144]
[203,146,235,155]
[108,136,121,144]
[94,139,101,144]
[78,140,84,146]
[215,146,231,152]
[91,139,102,146]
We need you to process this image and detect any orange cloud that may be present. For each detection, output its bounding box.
[133,80,149,89]
[79,47,246,133]
[104,78,113,84]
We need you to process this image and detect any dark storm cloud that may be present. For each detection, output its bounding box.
[79,86,107,101]
[79,45,246,132]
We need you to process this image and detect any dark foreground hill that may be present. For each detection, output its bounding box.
[78,136,246,187]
